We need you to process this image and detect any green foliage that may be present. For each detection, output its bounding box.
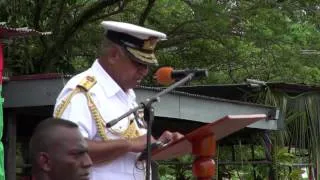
[2,0,320,86]
[0,0,122,74]
[158,155,193,180]
[217,143,270,180]
[254,87,320,179]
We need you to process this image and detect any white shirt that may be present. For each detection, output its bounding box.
[54,60,146,180]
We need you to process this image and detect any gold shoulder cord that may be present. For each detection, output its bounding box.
[54,76,108,141]
[54,76,140,141]
[54,88,81,118]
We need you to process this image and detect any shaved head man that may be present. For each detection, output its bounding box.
[29,117,92,180]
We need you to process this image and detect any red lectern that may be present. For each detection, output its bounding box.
[152,114,267,179]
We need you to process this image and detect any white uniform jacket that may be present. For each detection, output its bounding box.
[54,60,146,180]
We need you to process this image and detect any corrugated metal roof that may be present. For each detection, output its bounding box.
[175,82,320,100]
[7,73,320,99]
[4,74,274,108]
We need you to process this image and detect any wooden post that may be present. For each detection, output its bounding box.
[191,134,216,180]
[5,111,16,180]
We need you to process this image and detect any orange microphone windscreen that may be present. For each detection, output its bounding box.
[154,66,175,85]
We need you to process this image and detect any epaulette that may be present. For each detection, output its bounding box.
[77,76,97,91]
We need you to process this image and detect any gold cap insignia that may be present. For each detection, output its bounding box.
[142,37,158,51]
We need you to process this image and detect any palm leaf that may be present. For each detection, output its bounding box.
[255,87,320,179]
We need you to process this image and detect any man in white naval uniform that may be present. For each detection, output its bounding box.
[53,21,183,180]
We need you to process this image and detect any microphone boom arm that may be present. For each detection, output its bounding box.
[106,72,195,127]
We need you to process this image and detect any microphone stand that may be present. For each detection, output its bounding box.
[106,72,196,180]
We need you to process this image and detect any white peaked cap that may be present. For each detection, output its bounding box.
[101,21,167,65]
[101,21,167,40]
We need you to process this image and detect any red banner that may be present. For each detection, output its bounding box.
[0,43,3,84]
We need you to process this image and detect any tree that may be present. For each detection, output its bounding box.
[1,0,125,74]
[2,0,320,85]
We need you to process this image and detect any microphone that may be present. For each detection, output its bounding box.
[154,66,208,85]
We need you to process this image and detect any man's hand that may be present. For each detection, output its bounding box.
[158,131,184,145]
[128,135,156,153]
[129,131,183,153]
